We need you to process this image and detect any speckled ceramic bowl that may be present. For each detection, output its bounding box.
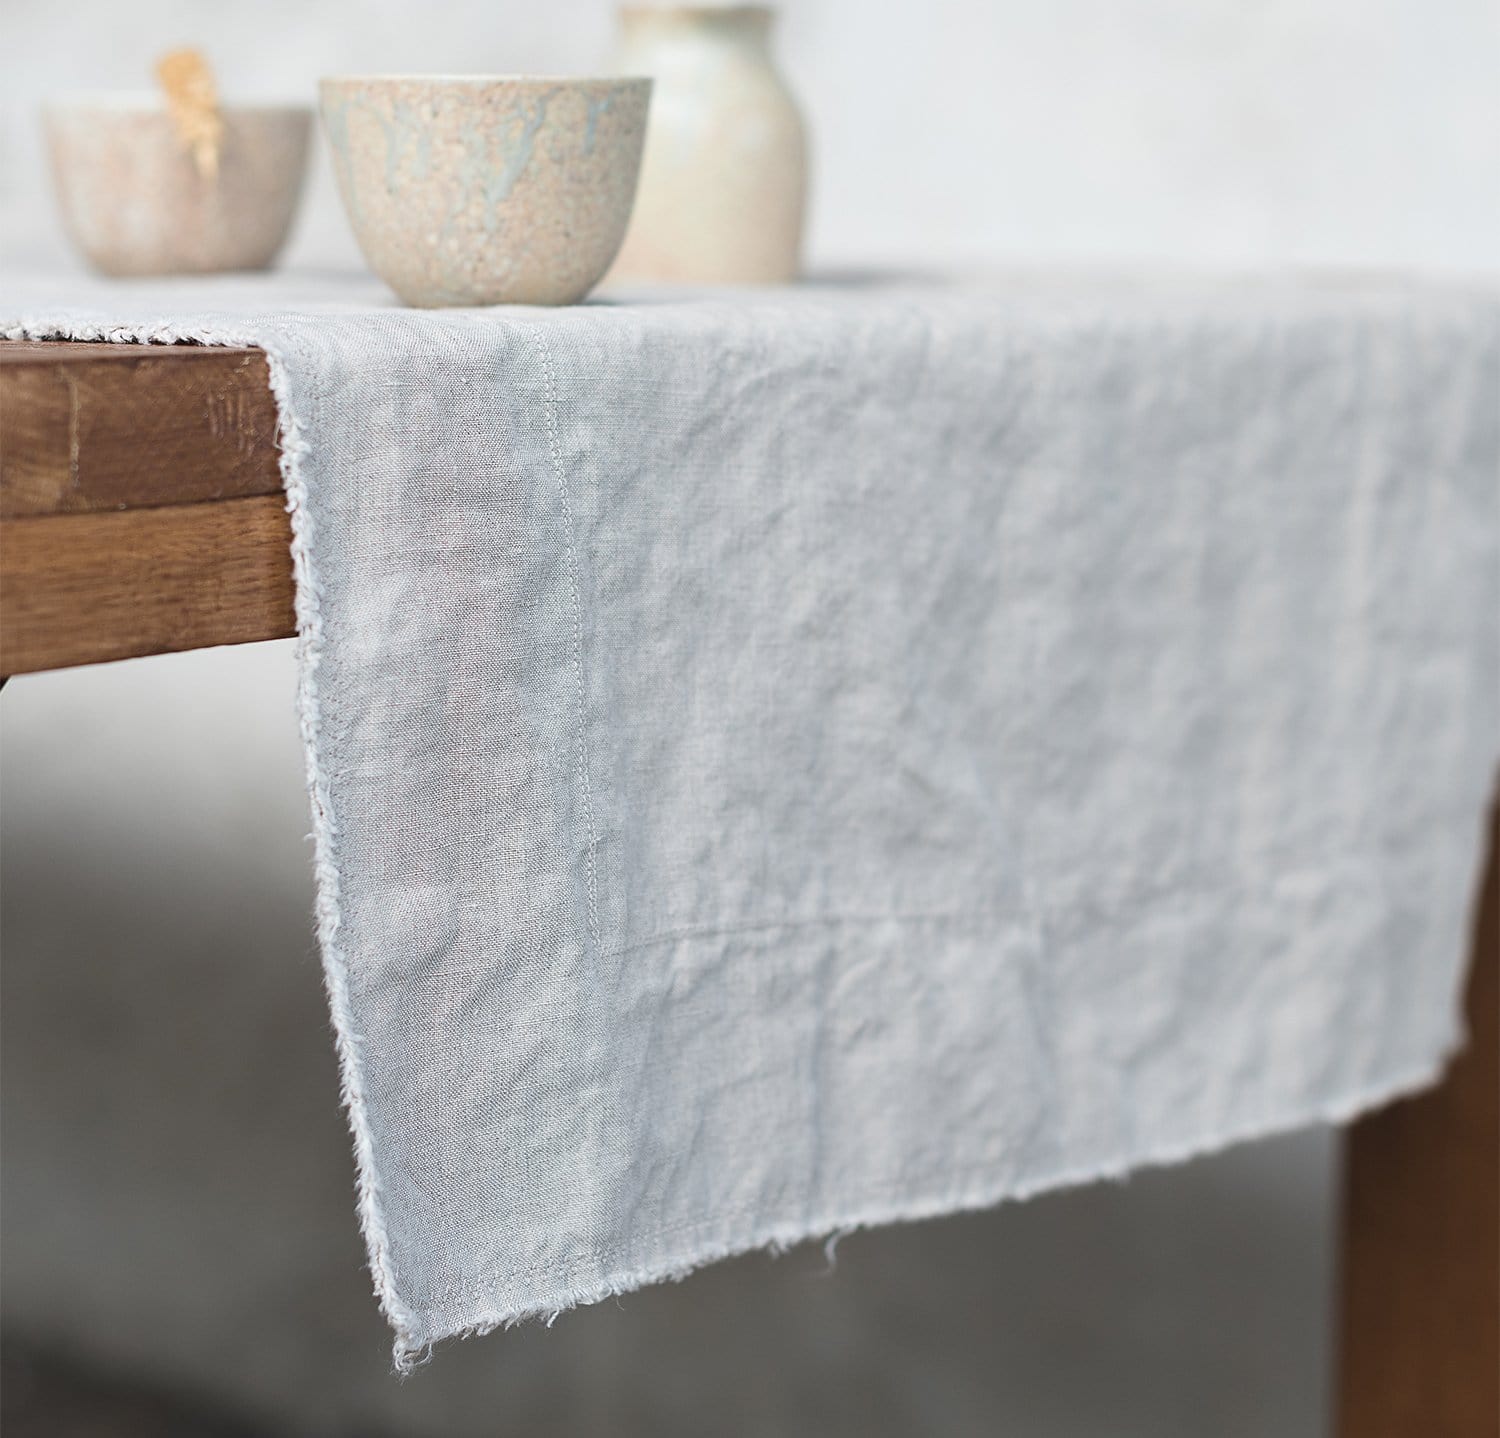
[319,76,652,307]
[44,94,311,276]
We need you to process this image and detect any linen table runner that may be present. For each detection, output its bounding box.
[8,271,1497,1366]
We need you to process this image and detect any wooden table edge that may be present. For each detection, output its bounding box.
[1,339,294,676]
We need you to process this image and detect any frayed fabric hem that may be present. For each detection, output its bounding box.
[388,1044,1456,1373]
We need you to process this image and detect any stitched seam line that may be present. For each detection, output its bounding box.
[530,327,602,955]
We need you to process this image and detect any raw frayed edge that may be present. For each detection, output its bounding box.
[1,315,425,1367]
[270,344,426,1370]
[393,1040,1461,1371]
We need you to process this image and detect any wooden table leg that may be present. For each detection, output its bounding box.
[1337,802,1499,1438]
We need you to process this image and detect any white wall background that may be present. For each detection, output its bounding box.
[2,0,1497,274]
[1,2,1493,1434]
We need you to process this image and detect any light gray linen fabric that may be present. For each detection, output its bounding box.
[7,270,1498,1365]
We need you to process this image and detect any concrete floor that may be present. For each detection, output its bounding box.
[2,1337,272,1438]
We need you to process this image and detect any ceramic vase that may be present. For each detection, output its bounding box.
[609,5,807,284]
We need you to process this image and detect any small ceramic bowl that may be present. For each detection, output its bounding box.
[44,95,311,276]
[319,75,652,307]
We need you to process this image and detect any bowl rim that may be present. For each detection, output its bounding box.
[43,92,311,114]
[318,74,652,87]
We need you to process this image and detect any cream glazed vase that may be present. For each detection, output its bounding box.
[608,5,807,284]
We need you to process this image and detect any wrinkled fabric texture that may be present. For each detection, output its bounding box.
[7,270,1498,1365]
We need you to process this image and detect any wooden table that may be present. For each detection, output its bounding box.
[1,338,1494,1435]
